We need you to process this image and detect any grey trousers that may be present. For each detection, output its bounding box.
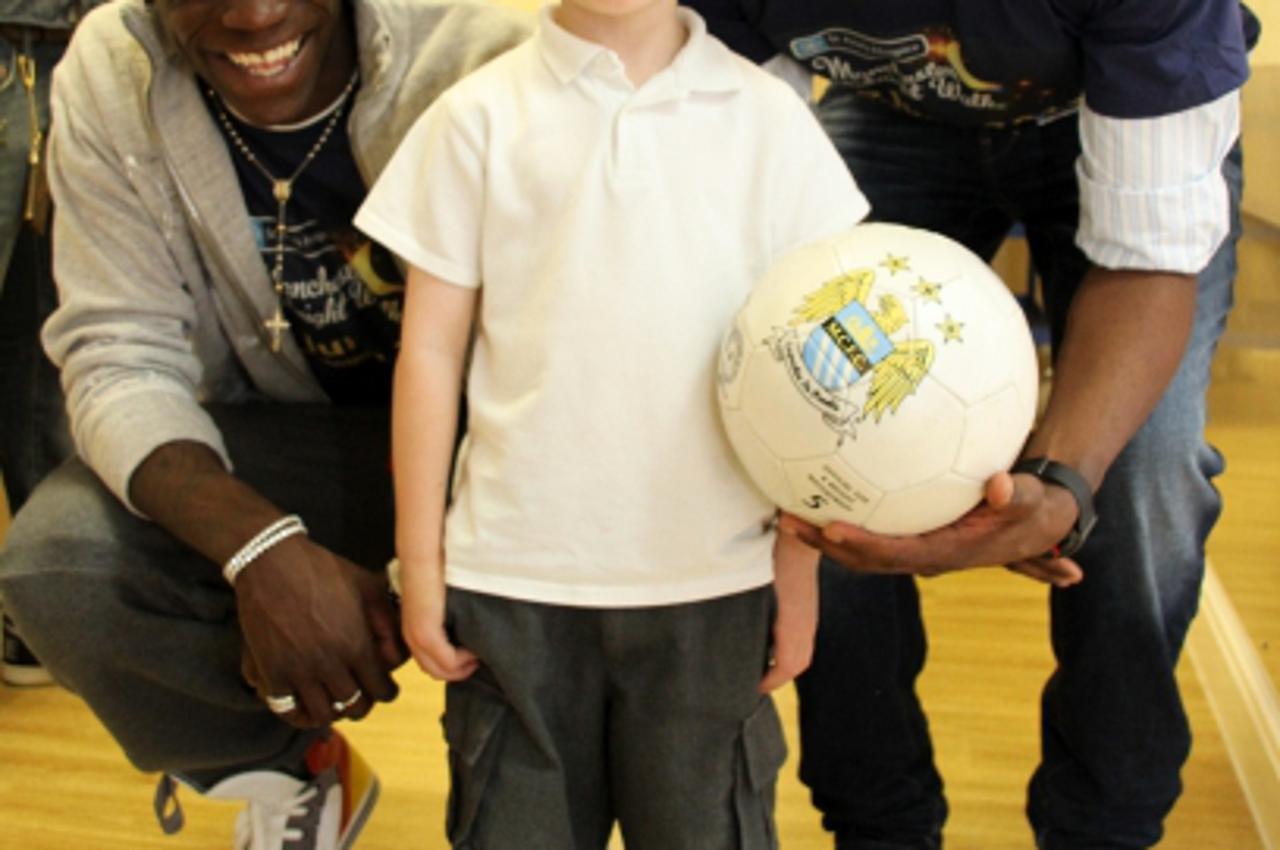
[0,404,394,787]
[442,586,786,850]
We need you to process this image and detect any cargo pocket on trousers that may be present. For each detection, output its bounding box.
[442,679,509,848]
[734,696,788,850]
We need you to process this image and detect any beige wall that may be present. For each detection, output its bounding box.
[1244,2,1278,225]
[1250,0,1278,66]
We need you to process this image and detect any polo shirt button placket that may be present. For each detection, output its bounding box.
[612,101,651,189]
[610,102,629,185]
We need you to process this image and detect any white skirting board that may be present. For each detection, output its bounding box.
[1186,563,1280,850]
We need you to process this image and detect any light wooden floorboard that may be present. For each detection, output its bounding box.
[0,564,1262,848]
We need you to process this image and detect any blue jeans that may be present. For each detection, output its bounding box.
[0,215,72,511]
[0,404,394,787]
[799,91,1240,850]
[0,34,73,511]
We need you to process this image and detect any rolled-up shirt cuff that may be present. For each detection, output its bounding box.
[1075,90,1239,274]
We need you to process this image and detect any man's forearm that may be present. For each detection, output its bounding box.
[128,440,288,567]
[1026,266,1198,489]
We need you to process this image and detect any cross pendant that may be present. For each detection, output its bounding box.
[264,307,290,353]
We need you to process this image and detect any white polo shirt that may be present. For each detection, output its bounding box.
[357,7,868,607]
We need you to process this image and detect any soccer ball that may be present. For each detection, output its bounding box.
[716,222,1039,534]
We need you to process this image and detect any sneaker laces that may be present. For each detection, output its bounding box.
[233,771,335,850]
[151,732,373,850]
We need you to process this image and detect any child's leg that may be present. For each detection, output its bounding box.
[608,586,783,850]
[441,589,614,850]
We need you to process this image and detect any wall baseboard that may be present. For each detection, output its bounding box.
[1187,564,1280,850]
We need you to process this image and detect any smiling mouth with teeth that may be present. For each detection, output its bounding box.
[226,36,304,77]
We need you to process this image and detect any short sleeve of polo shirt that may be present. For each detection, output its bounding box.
[355,93,485,289]
[1075,0,1249,119]
[769,93,870,252]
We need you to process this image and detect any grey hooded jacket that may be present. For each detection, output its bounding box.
[41,0,529,509]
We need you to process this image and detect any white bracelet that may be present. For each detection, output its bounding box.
[223,515,308,585]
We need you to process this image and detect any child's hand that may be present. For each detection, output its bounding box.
[399,558,479,681]
[759,530,820,692]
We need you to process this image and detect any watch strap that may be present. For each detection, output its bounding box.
[1011,457,1098,559]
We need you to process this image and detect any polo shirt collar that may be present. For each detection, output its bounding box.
[537,5,742,94]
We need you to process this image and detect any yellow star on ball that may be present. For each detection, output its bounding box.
[937,314,965,343]
[913,278,943,302]
[880,253,911,275]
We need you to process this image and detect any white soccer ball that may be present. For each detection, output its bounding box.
[717,222,1039,534]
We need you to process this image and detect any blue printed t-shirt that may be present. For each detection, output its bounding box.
[690,0,1255,125]
[207,87,404,404]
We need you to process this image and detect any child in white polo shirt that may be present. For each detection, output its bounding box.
[356,1,869,846]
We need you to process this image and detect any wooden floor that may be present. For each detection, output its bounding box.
[1206,368,1280,688]
[0,567,1263,849]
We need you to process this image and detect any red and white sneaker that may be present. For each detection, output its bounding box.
[163,731,379,849]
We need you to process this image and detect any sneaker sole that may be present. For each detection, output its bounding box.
[1,665,55,687]
[339,775,379,850]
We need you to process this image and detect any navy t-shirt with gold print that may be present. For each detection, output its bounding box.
[208,87,403,404]
[688,0,1257,126]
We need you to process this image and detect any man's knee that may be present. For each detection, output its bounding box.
[2,455,193,569]
[0,458,206,657]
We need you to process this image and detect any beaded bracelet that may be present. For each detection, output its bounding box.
[222,514,307,585]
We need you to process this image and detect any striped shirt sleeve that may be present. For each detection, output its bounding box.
[1075,89,1240,274]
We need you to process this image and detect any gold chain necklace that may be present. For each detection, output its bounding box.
[211,72,359,352]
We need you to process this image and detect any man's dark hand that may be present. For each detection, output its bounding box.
[129,440,408,727]
[778,471,1084,587]
[234,536,405,728]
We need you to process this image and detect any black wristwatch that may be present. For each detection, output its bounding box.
[1011,457,1098,559]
